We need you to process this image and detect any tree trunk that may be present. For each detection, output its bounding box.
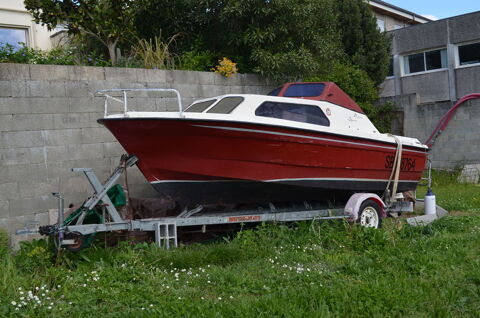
[107,41,117,65]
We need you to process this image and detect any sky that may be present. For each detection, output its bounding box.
[385,0,479,20]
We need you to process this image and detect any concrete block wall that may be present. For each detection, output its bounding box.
[380,95,480,169]
[0,63,274,247]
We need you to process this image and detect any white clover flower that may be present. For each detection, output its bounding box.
[11,301,17,306]
[47,306,52,310]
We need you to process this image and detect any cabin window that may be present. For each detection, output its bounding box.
[255,102,330,127]
[207,96,244,114]
[458,42,480,66]
[403,49,447,74]
[267,87,282,96]
[283,83,325,97]
[184,99,216,112]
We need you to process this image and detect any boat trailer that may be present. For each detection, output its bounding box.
[16,154,414,251]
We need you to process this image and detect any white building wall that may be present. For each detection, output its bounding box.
[0,0,53,50]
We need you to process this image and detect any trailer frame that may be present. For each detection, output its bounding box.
[16,154,413,250]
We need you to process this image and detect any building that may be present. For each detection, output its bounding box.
[381,11,480,104]
[0,0,53,50]
[367,0,431,31]
[380,11,480,169]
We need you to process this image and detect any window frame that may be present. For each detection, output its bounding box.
[401,47,448,77]
[0,25,30,48]
[455,41,480,69]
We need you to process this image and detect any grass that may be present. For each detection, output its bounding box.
[417,169,480,213]
[0,170,479,317]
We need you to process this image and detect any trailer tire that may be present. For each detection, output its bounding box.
[357,200,381,229]
[65,231,86,252]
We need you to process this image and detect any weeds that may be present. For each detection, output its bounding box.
[0,174,478,317]
[0,215,479,317]
[417,169,480,212]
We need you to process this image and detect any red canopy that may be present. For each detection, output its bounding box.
[273,82,365,114]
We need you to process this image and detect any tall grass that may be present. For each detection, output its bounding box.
[417,169,480,213]
[1,216,479,317]
[1,172,478,316]
[132,34,179,70]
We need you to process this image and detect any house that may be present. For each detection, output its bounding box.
[0,0,54,50]
[367,0,431,31]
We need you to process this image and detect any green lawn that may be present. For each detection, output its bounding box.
[0,171,479,317]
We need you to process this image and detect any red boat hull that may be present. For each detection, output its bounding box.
[99,118,428,205]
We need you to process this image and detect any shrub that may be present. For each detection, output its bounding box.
[306,61,395,132]
[212,57,238,77]
[179,50,217,72]
[0,43,76,65]
[132,34,178,69]
[0,228,8,257]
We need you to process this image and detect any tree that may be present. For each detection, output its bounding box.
[335,0,390,85]
[136,0,342,81]
[24,0,138,64]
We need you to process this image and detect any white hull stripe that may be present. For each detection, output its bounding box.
[191,124,427,155]
[150,178,419,184]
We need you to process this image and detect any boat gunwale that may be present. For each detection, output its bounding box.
[98,117,429,153]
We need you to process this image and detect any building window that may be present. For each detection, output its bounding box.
[0,27,28,49]
[376,19,385,32]
[403,49,447,74]
[388,58,394,77]
[458,42,480,66]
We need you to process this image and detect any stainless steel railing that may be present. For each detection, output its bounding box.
[96,88,183,117]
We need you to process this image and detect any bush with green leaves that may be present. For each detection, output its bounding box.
[307,62,395,132]
[0,228,8,257]
[0,43,76,65]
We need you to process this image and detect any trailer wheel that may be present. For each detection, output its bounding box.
[357,200,381,229]
[65,231,86,252]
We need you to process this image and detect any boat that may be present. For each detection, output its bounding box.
[97,82,428,207]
